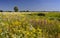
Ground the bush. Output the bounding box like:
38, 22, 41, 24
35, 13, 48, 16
57, 18, 60, 21
37, 13, 45, 16
26, 10, 29, 12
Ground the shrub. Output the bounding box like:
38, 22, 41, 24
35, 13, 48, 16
26, 10, 29, 12
37, 13, 45, 16
57, 18, 60, 21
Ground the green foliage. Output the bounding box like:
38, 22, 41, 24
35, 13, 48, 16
37, 13, 45, 16
57, 18, 60, 21
26, 10, 29, 12
14, 6, 19, 12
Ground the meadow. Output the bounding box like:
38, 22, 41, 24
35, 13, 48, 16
0, 12, 60, 38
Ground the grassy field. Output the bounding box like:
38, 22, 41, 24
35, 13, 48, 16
0, 12, 60, 38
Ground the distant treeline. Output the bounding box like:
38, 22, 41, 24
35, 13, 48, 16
0, 10, 31, 12
1, 10, 60, 12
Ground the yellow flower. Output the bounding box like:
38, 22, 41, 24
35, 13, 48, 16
27, 32, 29, 35
39, 32, 41, 34
0, 29, 2, 33
37, 28, 42, 32
25, 31, 30, 35
36, 18, 39, 21
18, 30, 22, 32
12, 21, 21, 26
12, 28, 16, 32
32, 28, 36, 32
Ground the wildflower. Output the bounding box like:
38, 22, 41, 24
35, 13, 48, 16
12, 21, 21, 26
25, 31, 30, 35
37, 28, 42, 32
0, 29, 2, 33
32, 28, 36, 32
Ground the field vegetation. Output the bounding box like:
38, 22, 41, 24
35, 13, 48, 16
0, 12, 60, 38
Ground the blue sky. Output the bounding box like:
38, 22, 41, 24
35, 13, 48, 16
0, 0, 60, 11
